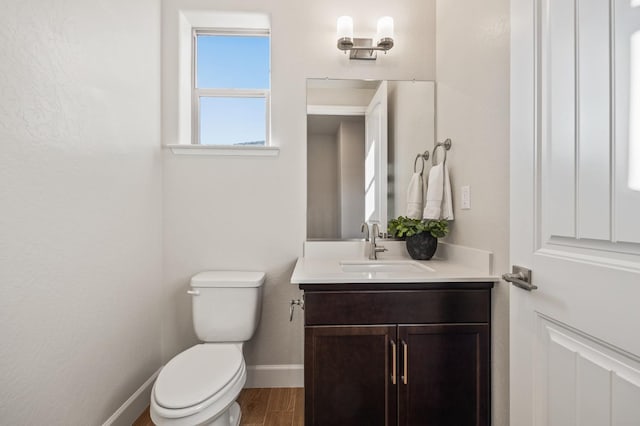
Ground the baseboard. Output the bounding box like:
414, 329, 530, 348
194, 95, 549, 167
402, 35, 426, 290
245, 364, 304, 388
102, 368, 161, 426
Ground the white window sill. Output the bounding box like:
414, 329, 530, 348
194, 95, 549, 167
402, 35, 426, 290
165, 144, 280, 157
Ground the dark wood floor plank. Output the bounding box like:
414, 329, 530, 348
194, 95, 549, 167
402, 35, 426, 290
132, 406, 154, 426
264, 411, 294, 426
266, 388, 296, 412
238, 388, 271, 425
292, 388, 304, 426
133, 387, 303, 426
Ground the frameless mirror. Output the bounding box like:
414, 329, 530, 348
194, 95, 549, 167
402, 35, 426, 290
306, 79, 436, 240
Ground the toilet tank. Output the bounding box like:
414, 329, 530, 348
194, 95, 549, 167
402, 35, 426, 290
190, 271, 265, 343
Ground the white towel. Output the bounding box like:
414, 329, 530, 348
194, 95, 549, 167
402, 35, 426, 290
441, 165, 454, 220
423, 163, 454, 220
406, 172, 423, 219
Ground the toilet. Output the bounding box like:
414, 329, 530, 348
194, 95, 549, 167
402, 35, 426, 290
150, 271, 265, 426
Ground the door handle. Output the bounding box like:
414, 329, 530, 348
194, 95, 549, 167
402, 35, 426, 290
390, 339, 397, 385
401, 339, 408, 385
503, 265, 538, 291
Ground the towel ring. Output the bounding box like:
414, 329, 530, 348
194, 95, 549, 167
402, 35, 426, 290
432, 138, 452, 166
414, 151, 429, 174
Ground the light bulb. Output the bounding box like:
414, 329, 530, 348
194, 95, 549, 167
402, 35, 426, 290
376, 16, 394, 43
337, 16, 354, 40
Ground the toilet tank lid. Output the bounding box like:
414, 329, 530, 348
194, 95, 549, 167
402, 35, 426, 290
190, 271, 266, 288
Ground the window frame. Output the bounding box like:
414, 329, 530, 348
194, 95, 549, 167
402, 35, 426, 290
191, 28, 271, 147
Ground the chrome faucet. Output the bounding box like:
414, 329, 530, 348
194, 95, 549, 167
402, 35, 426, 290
361, 222, 370, 241
369, 223, 388, 260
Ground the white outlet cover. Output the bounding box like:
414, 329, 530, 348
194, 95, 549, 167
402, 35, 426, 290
461, 185, 471, 209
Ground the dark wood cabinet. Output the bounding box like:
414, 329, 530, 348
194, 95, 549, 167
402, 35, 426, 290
305, 325, 397, 426
398, 324, 489, 426
301, 283, 493, 426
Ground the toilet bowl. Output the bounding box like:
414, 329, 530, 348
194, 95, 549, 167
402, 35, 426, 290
151, 344, 246, 426
150, 271, 265, 426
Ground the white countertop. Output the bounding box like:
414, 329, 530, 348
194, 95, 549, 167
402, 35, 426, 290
291, 240, 500, 284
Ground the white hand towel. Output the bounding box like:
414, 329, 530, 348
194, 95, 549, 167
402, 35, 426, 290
406, 172, 423, 219
441, 164, 454, 220
424, 162, 455, 220
423, 163, 444, 219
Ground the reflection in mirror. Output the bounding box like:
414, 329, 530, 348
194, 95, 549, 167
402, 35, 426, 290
306, 79, 435, 240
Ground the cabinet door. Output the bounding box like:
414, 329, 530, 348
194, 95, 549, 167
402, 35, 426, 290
305, 325, 397, 426
398, 324, 489, 426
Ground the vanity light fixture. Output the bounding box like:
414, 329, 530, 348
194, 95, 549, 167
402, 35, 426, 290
336, 16, 394, 60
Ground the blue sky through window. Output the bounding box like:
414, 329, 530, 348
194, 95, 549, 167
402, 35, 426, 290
196, 35, 270, 145
200, 97, 266, 146
197, 35, 269, 89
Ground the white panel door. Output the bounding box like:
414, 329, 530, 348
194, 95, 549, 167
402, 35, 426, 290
510, 0, 640, 425
364, 80, 388, 227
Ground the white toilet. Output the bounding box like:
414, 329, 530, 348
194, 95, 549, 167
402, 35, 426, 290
150, 271, 265, 426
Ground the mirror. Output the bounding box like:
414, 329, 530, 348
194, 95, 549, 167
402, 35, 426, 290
306, 79, 436, 239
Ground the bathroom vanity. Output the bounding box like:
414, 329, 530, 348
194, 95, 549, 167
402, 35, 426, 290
291, 241, 498, 426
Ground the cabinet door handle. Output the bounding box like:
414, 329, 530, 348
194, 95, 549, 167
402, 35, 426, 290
390, 339, 397, 385
401, 339, 408, 385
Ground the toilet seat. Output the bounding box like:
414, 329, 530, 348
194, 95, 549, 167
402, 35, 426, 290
155, 344, 243, 410
151, 344, 246, 423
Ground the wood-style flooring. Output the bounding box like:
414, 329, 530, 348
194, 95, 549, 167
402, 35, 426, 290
133, 387, 304, 426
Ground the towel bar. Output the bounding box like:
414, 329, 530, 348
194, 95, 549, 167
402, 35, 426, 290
432, 138, 452, 165
414, 151, 429, 174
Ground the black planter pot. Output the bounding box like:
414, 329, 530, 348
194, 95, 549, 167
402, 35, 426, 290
405, 232, 438, 260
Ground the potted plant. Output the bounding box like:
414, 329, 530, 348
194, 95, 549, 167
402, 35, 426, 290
387, 216, 449, 260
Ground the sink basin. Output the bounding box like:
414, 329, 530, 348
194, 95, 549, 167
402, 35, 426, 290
340, 260, 435, 273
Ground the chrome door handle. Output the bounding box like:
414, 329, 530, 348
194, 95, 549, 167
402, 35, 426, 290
503, 265, 538, 291
187, 289, 200, 296
401, 340, 408, 385
390, 339, 397, 385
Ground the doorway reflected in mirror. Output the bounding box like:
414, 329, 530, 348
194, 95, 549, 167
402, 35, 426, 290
306, 79, 435, 240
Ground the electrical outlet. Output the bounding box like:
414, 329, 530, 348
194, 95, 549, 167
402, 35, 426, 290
461, 185, 471, 210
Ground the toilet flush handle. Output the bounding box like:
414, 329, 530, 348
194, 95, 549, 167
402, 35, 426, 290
289, 297, 304, 322
187, 289, 200, 296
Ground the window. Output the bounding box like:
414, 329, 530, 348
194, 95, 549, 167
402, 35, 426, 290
193, 30, 270, 146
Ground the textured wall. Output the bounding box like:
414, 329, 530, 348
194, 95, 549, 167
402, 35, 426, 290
161, 0, 437, 366
0, 1, 163, 424
435, 0, 511, 425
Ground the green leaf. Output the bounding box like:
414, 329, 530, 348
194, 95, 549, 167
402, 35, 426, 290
387, 216, 449, 240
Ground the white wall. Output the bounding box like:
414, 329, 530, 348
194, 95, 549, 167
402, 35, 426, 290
0, 1, 163, 424
162, 0, 436, 366
435, 0, 510, 425
338, 120, 365, 239
388, 81, 436, 219
307, 133, 339, 239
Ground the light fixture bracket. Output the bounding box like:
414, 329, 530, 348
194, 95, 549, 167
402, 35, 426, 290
351, 38, 377, 60
338, 38, 394, 60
